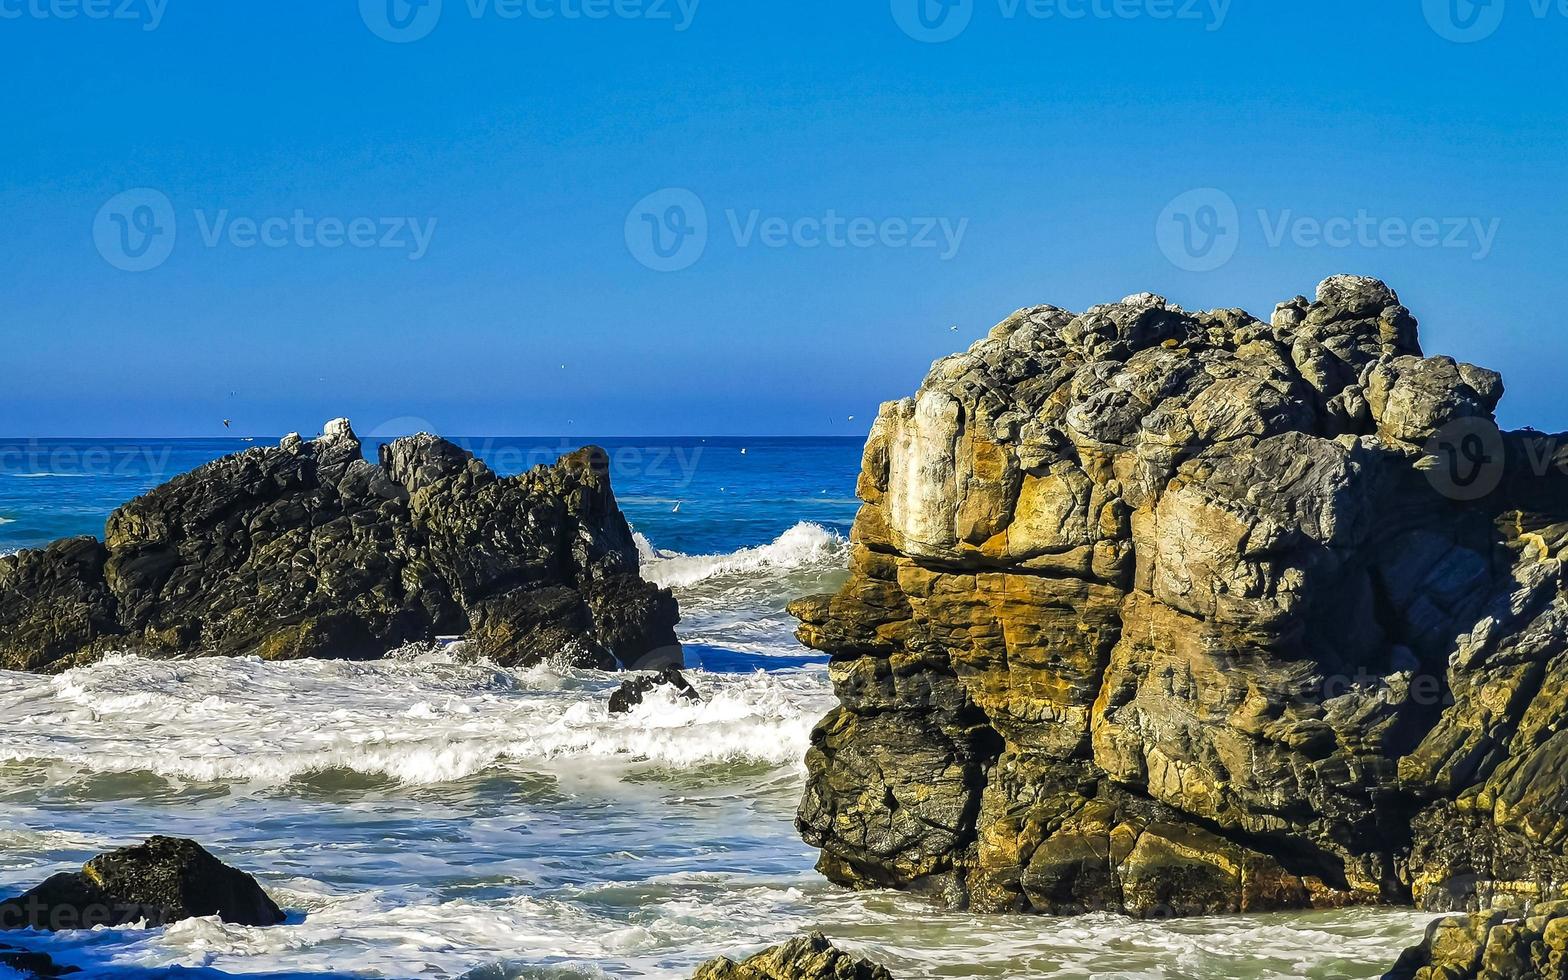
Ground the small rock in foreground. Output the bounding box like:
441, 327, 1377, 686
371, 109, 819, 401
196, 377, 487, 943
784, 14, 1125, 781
0, 944, 76, 977
609, 666, 702, 714
1384, 905, 1568, 979
692, 933, 895, 980
0, 837, 284, 932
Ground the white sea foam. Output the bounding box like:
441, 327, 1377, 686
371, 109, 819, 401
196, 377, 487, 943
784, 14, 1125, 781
639, 522, 847, 590
633, 524, 851, 658
0, 652, 833, 787
0, 874, 1437, 979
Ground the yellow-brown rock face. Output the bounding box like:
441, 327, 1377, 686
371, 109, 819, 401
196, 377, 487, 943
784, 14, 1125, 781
793, 276, 1568, 919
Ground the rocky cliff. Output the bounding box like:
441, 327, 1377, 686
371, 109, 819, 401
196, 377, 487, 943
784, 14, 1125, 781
0, 421, 680, 672
791, 276, 1568, 919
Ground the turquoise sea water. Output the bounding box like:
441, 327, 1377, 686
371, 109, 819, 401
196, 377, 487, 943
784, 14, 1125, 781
0, 436, 1434, 979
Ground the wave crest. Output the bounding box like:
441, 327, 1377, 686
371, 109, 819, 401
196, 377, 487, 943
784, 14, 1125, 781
639, 522, 848, 590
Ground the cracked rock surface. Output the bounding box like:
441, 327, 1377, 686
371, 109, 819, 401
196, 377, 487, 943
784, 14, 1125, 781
791, 276, 1568, 919
0, 421, 680, 672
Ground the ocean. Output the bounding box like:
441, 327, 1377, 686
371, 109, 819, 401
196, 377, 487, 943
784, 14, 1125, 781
0, 436, 1435, 979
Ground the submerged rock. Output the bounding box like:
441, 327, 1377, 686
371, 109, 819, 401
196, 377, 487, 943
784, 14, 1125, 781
0, 837, 283, 931
791, 277, 1568, 919
1384, 905, 1568, 979
0, 944, 76, 977
0, 421, 681, 672
609, 666, 702, 714
692, 933, 894, 980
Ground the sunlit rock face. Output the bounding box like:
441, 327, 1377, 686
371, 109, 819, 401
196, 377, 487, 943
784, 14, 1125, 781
792, 276, 1568, 919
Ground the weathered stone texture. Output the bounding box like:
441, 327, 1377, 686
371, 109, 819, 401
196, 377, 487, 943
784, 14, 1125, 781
793, 277, 1568, 919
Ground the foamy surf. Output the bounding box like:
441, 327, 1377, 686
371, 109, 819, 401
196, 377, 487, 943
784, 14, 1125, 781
0, 871, 1438, 979
0, 652, 833, 787
637, 523, 849, 657
638, 522, 847, 590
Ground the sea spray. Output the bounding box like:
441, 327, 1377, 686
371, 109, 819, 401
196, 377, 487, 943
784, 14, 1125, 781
5, 652, 833, 786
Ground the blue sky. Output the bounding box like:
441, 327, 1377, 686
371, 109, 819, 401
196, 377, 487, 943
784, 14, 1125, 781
2, 0, 1564, 437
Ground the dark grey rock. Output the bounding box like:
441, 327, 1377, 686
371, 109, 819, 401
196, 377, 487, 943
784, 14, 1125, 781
0, 421, 681, 672
0, 837, 283, 931
609, 666, 701, 714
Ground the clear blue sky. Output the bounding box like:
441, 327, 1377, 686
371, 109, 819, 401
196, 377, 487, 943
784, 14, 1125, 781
2, 0, 1564, 437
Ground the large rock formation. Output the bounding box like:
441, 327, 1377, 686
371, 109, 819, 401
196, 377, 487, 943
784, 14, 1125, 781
791, 276, 1568, 919
691, 933, 894, 980
0, 421, 680, 672
0, 837, 283, 931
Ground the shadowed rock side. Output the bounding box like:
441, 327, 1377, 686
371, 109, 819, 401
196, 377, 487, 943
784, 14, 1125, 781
0, 837, 283, 931
789, 276, 1568, 919
0, 421, 680, 672
691, 933, 895, 980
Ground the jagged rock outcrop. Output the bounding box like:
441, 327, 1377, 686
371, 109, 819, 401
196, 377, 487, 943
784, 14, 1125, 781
0, 421, 680, 672
791, 276, 1568, 919
609, 666, 702, 714
691, 933, 894, 980
0, 837, 283, 931
1384, 906, 1568, 979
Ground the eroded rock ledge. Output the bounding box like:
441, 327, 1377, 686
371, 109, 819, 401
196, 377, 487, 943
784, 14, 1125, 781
0, 421, 680, 672
791, 276, 1568, 919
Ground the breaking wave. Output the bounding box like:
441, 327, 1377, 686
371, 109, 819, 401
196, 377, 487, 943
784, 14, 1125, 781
0, 651, 833, 787
636, 523, 850, 657
637, 522, 848, 590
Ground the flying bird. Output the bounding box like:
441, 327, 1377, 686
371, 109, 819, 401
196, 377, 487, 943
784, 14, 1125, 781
222, 419, 232, 429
